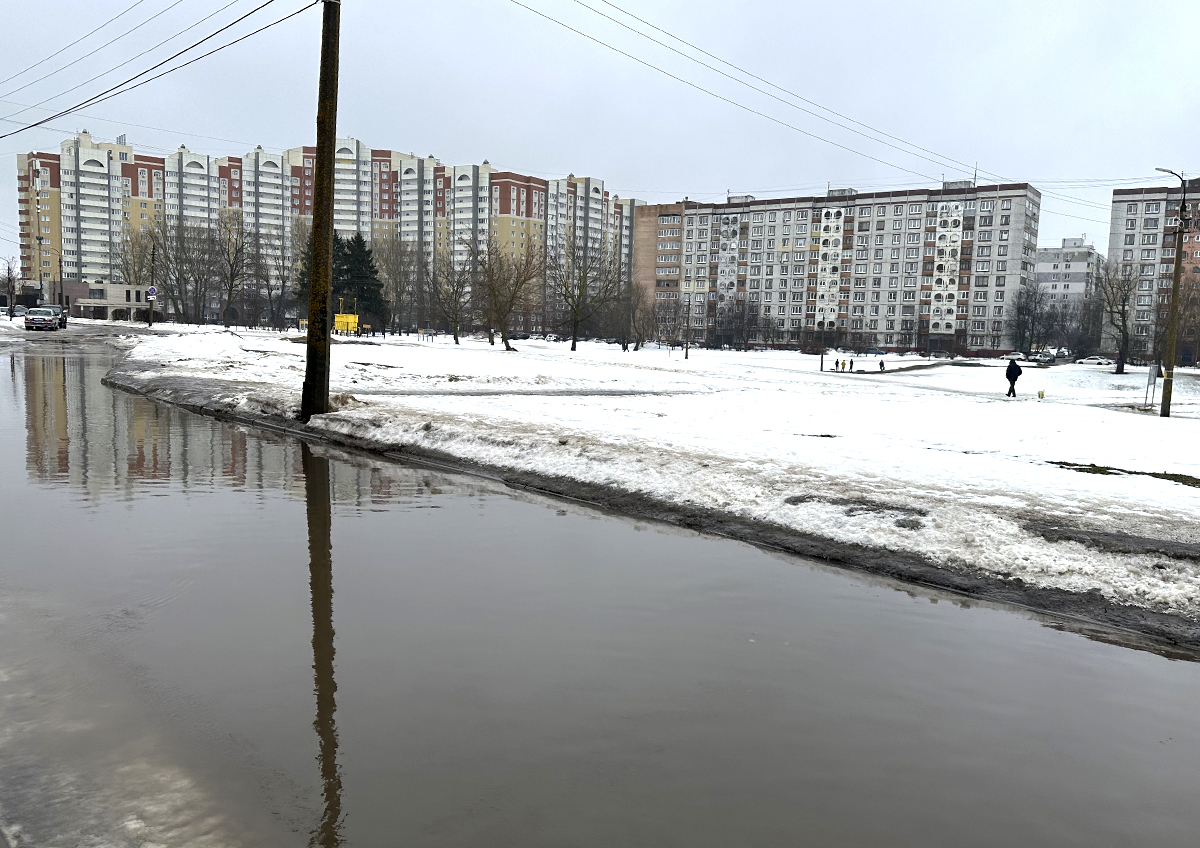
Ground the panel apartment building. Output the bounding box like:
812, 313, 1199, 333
1107, 180, 1200, 358
634, 181, 1042, 354
16, 132, 636, 329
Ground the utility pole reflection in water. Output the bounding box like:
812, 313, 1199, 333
303, 442, 344, 846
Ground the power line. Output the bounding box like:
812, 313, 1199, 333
1, 0, 245, 126
555, 0, 1111, 215
511, 0, 1108, 224
572, 0, 977, 180
0, 0, 279, 130
507, 0, 942, 185
0, 0, 151, 87
0, 97, 290, 153
0, 0, 188, 103
0, 0, 319, 142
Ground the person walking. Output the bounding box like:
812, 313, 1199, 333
1005, 358, 1022, 397
879, 360, 885, 372
849, 358, 855, 373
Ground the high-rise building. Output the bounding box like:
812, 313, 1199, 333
634, 181, 1041, 353
1107, 181, 1200, 358
1034, 235, 1102, 323
16, 132, 635, 329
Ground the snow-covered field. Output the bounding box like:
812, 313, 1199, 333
9, 318, 1200, 619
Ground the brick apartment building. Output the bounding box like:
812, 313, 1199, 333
15, 131, 636, 330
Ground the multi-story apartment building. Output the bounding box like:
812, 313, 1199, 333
16, 132, 636, 331
1035, 237, 1101, 309
634, 181, 1041, 353
1107, 181, 1200, 357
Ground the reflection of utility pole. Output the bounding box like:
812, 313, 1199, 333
1155, 167, 1187, 418
302, 442, 343, 847
301, 0, 341, 422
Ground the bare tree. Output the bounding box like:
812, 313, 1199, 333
1174, 270, 1200, 367
546, 229, 623, 351
3, 255, 20, 314
213, 209, 250, 327
151, 217, 216, 324
469, 233, 543, 351
250, 223, 298, 330
428, 243, 473, 344
113, 224, 157, 319
374, 232, 425, 333
629, 279, 655, 350
1097, 258, 1140, 374
1005, 280, 1050, 353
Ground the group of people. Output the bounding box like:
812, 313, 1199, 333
831, 359, 886, 373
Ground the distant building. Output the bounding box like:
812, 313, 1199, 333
634, 181, 1042, 354
1035, 237, 1100, 310
1108, 182, 1200, 358
16, 132, 636, 329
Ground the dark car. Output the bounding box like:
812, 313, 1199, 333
24, 307, 58, 331
866, 348, 886, 355
42, 304, 67, 328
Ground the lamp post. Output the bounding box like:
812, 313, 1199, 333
1154, 168, 1188, 418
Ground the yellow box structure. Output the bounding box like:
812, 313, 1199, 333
334, 313, 358, 333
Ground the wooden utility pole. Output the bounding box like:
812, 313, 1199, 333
301, 0, 342, 422
1156, 168, 1187, 418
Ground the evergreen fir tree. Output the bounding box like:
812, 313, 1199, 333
333, 233, 385, 319
294, 228, 314, 306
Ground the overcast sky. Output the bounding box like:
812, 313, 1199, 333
2, 0, 1198, 258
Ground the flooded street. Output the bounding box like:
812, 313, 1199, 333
3, 340, 1200, 846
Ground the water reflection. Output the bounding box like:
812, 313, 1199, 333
13, 346, 478, 509
304, 442, 344, 847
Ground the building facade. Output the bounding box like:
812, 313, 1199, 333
1107, 182, 1200, 359
16, 132, 635, 330
1035, 237, 1101, 310
634, 181, 1042, 353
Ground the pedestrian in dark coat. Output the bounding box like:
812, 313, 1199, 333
879, 360, 885, 371
1005, 359, 1022, 397
849, 359, 855, 373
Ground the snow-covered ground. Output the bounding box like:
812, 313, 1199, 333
10, 318, 1200, 619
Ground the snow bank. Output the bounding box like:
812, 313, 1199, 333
108, 326, 1200, 619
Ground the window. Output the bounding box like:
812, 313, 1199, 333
994, 291, 1005, 301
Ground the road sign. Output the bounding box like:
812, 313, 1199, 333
147, 285, 157, 296
147, 295, 156, 301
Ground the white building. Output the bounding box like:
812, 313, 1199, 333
1107, 182, 1200, 356
1035, 236, 1100, 309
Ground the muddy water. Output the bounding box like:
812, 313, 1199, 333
2, 340, 1200, 847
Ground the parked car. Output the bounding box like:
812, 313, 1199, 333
930, 350, 952, 359
24, 307, 59, 331
1075, 356, 1113, 365
1028, 351, 1055, 364
12, 305, 27, 318
1002, 351, 1026, 360
42, 304, 67, 328
866, 348, 886, 356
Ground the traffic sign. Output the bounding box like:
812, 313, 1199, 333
148, 295, 156, 301
147, 285, 157, 296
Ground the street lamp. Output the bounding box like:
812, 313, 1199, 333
1154, 167, 1188, 418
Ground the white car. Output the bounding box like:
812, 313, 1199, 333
1002, 351, 1026, 360
1075, 356, 1113, 365
1028, 351, 1055, 364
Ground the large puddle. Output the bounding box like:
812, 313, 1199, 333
2, 342, 1200, 846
